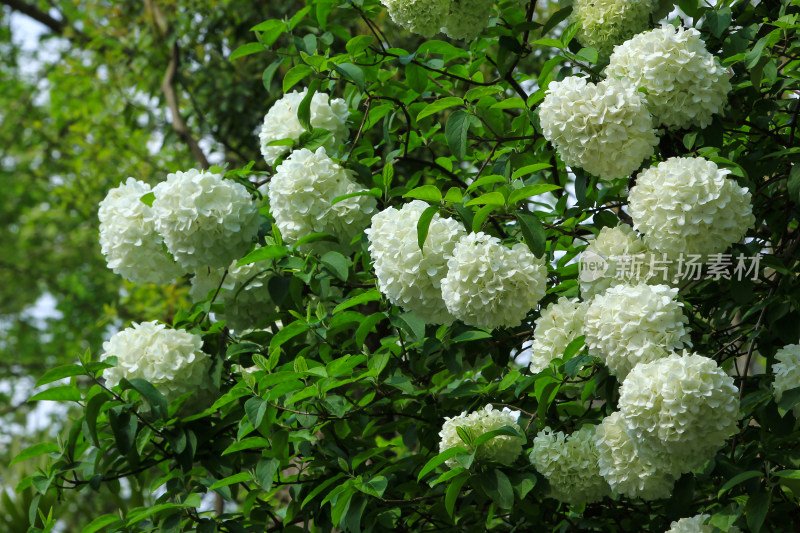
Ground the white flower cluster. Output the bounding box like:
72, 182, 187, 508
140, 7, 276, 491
772, 344, 800, 419
529, 297, 587, 374
619, 352, 740, 474
439, 404, 523, 466
98, 178, 184, 285
628, 157, 754, 258
606, 25, 732, 129
579, 224, 656, 299
366, 200, 465, 325
381, 0, 495, 40
571, 0, 657, 57
441, 232, 548, 329
380, 0, 450, 38
539, 76, 658, 180
190, 248, 274, 332
584, 284, 690, 379
258, 89, 349, 166
101, 321, 213, 407
595, 411, 677, 500
531, 425, 610, 505
441, 0, 495, 41
268, 148, 377, 246
152, 169, 259, 270
666, 514, 741, 533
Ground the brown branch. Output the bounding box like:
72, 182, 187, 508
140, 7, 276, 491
145, 0, 210, 169
1, 0, 65, 35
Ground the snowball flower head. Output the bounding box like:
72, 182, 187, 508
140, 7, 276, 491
366, 200, 465, 325
539, 76, 657, 180
441, 232, 548, 329
619, 352, 740, 474
381, 0, 448, 38
571, 0, 657, 57
579, 224, 665, 299
439, 404, 523, 466
531, 425, 610, 505
101, 321, 214, 408
666, 514, 741, 533
772, 344, 800, 419
595, 411, 677, 500
268, 147, 377, 246
152, 169, 259, 270
258, 89, 349, 166
584, 283, 690, 379
190, 247, 275, 332
441, 0, 494, 41
628, 157, 754, 258
606, 25, 731, 129
98, 178, 184, 284
529, 297, 587, 373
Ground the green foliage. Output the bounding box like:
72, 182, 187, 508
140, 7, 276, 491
5, 0, 800, 531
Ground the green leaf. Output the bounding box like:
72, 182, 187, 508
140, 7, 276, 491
416, 206, 439, 251
456, 426, 474, 447
777, 386, 800, 416
416, 97, 464, 121
392, 312, 426, 344
787, 165, 800, 206
283, 64, 313, 92
452, 330, 492, 342
331, 188, 381, 205
332, 289, 381, 315
529, 38, 564, 49
139, 192, 155, 207
355, 476, 388, 498
706, 7, 732, 38
471, 204, 500, 232
222, 436, 270, 456
491, 97, 526, 110
445, 471, 470, 517
404, 185, 442, 203
245, 397, 268, 428
418, 446, 469, 481
230, 42, 264, 61
405, 63, 427, 93
81, 514, 122, 533
209, 472, 252, 490
417, 40, 470, 60
717, 471, 763, 497
262, 60, 282, 90
446, 109, 471, 160
29, 385, 82, 402
464, 86, 503, 101
302, 473, 347, 508
270, 320, 310, 352
465, 191, 505, 207
515, 212, 546, 257
745, 490, 770, 533
511, 164, 551, 180
480, 469, 514, 509
251, 19, 287, 46
507, 184, 561, 206
320, 251, 350, 281
84, 390, 110, 446
255, 458, 280, 491
237, 245, 288, 266
296, 128, 333, 151
35, 364, 85, 387
574, 47, 598, 64
332, 63, 365, 91
297, 78, 320, 131
10, 442, 60, 466
345, 35, 373, 56
124, 377, 168, 419
472, 426, 523, 449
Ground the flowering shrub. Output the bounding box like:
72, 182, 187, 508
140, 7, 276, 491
606, 25, 732, 129
539, 76, 658, 180
151, 169, 260, 269
584, 283, 691, 378
101, 321, 214, 408
438, 404, 524, 466
98, 178, 184, 285
628, 156, 755, 258
772, 344, 800, 419
258, 89, 349, 166
571, 0, 657, 57
21, 0, 800, 531
441, 232, 547, 328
